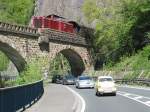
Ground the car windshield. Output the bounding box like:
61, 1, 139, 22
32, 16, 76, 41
79, 76, 91, 80
99, 78, 113, 82
66, 75, 74, 79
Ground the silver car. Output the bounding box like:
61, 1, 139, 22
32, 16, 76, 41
75, 76, 94, 89
62, 75, 75, 85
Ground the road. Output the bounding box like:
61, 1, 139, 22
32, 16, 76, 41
26, 84, 75, 112
69, 85, 150, 112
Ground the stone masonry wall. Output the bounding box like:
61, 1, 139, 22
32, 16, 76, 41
49, 42, 94, 71
0, 34, 42, 60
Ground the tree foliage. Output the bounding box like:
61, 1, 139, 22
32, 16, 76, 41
104, 45, 150, 79
49, 53, 71, 76
0, 0, 35, 24
0, 51, 9, 71
82, 0, 150, 66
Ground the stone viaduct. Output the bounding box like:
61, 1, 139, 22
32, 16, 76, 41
0, 21, 94, 76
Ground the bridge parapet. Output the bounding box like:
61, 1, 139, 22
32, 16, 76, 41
0, 21, 91, 47
0, 21, 39, 37
39, 29, 90, 47
0, 21, 93, 75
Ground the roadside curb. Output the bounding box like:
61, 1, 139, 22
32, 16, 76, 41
65, 86, 86, 112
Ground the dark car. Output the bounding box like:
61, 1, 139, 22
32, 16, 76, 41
52, 75, 63, 84
62, 75, 75, 85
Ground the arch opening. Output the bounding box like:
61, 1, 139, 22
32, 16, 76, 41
0, 41, 26, 73
60, 49, 85, 77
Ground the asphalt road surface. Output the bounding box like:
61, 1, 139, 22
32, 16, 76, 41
69, 85, 150, 112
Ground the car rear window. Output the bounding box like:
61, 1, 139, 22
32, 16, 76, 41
99, 78, 113, 82
79, 76, 91, 80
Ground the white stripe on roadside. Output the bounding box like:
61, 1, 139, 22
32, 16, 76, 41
117, 91, 150, 107
118, 85, 150, 91
65, 86, 86, 112
134, 96, 143, 100
145, 101, 150, 104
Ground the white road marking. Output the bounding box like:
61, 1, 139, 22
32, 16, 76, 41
118, 85, 150, 91
117, 91, 150, 107
118, 91, 150, 99
65, 86, 86, 112
134, 96, 143, 100
145, 101, 150, 104
124, 93, 130, 96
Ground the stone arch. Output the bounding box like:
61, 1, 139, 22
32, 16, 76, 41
49, 42, 93, 76
59, 49, 85, 76
0, 41, 26, 72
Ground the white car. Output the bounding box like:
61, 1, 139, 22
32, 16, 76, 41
95, 76, 117, 96
75, 76, 94, 89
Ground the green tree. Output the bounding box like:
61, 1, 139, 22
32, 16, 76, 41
0, 51, 9, 71
82, 0, 150, 65
0, 51, 9, 87
0, 0, 35, 24
49, 53, 71, 76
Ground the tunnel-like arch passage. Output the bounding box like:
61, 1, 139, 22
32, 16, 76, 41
60, 49, 85, 77
0, 41, 26, 72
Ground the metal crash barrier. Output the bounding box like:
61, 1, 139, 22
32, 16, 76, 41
115, 78, 150, 86
0, 80, 44, 112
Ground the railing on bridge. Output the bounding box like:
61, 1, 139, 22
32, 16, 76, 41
0, 75, 16, 82
0, 21, 90, 47
0, 21, 39, 37
0, 71, 17, 82
0, 80, 44, 112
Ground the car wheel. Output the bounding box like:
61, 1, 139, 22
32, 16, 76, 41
76, 85, 78, 88
96, 91, 99, 96
96, 90, 100, 96
112, 92, 116, 96
77, 84, 80, 89
63, 81, 66, 85
91, 87, 94, 89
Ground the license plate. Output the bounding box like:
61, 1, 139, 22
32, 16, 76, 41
105, 90, 111, 92
104, 89, 112, 93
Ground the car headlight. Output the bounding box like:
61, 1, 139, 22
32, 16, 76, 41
98, 87, 103, 92
112, 87, 117, 91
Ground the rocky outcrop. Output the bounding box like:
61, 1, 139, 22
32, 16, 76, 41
34, 0, 87, 25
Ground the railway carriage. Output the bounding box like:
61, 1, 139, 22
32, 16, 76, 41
32, 14, 80, 34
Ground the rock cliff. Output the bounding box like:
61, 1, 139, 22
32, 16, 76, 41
34, 0, 87, 25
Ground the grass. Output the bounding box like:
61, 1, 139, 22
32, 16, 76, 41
103, 45, 150, 79
0, 0, 37, 87
0, 51, 9, 71
6, 59, 43, 86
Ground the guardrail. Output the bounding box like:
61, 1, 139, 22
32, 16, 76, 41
0, 75, 16, 81
0, 80, 44, 112
0, 21, 39, 37
92, 76, 150, 86
115, 78, 150, 86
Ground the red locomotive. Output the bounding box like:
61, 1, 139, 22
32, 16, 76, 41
31, 14, 80, 34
